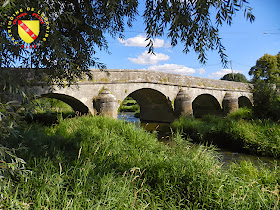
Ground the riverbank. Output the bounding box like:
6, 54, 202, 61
1, 116, 279, 209
172, 109, 280, 158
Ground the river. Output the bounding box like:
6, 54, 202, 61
118, 112, 279, 167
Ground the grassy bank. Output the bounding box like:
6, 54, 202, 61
32, 98, 74, 114
172, 109, 280, 158
118, 97, 140, 113
1, 116, 279, 209
23, 98, 76, 125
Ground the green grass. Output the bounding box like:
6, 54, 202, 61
118, 97, 140, 113
32, 98, 74, 114
227, 107, 253, 120
1, 116, 279, 209
172, 109, 280, 157
118, 104, 140, 112
24, 98, 76, 125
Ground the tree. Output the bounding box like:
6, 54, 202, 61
249, 53, 280, 120
249, 53, 280, 84
251, 80, 280, 120
220, 73, 248, 83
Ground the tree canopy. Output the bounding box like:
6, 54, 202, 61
220, 73, 249, 83
249, 53, 280, 84
249, 53, 280, 120
0, 0, 255, 84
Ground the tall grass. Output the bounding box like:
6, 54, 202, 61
172, 109, 280, 157
1, 116, 279, 209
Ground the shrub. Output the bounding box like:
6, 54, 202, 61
227, 107, 253, 120
252, 81, 280, 121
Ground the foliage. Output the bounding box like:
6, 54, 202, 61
249, 52, 280, 84
220, 73, 249, 83
1, 116, 279, 209
251, 80, 280, 120
0, 70, 33, 138
24, 98, 76, 125
32, 98, 74, 114
173, 113, 280, 157
0, 69, 35, 186
0, 145, 30, 181
248, 53, 280, 120
144, 0, 254, 65
118, 97, 140, 113
227, 107, 253, 120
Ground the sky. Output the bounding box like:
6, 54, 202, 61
94, 0, 280, 80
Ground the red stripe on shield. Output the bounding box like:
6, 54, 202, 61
18, 20, 38, 40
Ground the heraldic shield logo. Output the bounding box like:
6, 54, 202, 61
18, 20, 40, 44
7, 7, 50, 48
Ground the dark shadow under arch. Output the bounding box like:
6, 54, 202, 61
126, 88, 175, 122
238, 96, 252, 108
41, 93, 89, 115
192, 94, 222, 118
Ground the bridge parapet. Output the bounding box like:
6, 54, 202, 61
4, 68, 251, 92
87, 69, 251, 92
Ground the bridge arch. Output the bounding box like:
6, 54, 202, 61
123, 88, 175, 122
192, 94, 222, 118
40, 93, 89, 115
238, 96, 253, 108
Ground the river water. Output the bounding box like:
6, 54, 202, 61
118, 112, 279, 166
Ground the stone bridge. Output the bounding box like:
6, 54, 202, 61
27, 69, 252, 123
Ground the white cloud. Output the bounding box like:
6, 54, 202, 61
164, 40, 171, 48
197, 68, 206, 74
118, 35, 165, 48
128, 51, 170, 65
147, 64, 196, 75
209, 69, 243, 78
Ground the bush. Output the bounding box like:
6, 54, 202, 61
227, 107, 253, 120
252, 81, 280, 121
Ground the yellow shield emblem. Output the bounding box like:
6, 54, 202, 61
18, 20, 40, 44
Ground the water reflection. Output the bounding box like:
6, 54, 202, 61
218, 149, 279, 167
118, 112, 140, 125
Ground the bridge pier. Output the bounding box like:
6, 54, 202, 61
223, 93, 239, 114
95, 88, 118, 118
174, 89, 193, 117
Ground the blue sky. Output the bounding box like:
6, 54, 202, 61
94, 0, 280, 80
